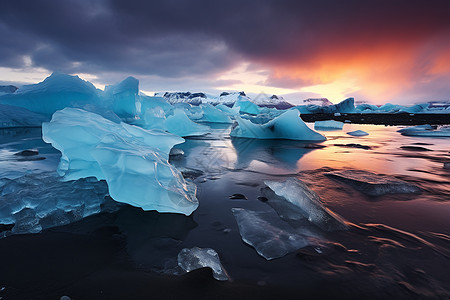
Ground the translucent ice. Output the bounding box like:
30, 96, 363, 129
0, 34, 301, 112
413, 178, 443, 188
233, 99, 261, 115
140, 95, 174, 115
0, 73, 101, 116
325, 169, 421, 196
314, 120, 344, 130
0, 104, 48, 128
165, 109, 210, 137
198, 104, 232, 123
230, 110, 326, 141
42, 108, 199, 215
347, 130, 369, 136
0, 172, 110, 237
264, 178, 348, 231
232, 208, 317, 260
103, 76, 139, 118
398, 125, 450, 137
177, 247, 228, 281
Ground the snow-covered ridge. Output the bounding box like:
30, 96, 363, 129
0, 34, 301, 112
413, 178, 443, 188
155, 91, 293, 109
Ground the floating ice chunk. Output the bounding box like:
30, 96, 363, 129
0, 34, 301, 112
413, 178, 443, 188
0, 104, 48, 128
232, 208, 318, 260
347, 130, 369, 136
398, 125, 450, 137
42, 108, 198, 215
230, 110, 326, 141
325, 169, 421, 196
0, 73, 101, 116
314, 120, 344, 130
177, 247, 229, 281
103, 76, 139, 118
0, 172, 110, 237
264, 178, 348, 231
233, 100, 260, 115
397, 124, 433, 133
165, 109, 209, 137
198, 104, 232, 123
292, 98, 355, 114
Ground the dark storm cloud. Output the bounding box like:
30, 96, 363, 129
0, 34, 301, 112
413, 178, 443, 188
0, 0, 449, 89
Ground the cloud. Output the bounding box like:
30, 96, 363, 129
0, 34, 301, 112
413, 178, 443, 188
0, 0, 449, 103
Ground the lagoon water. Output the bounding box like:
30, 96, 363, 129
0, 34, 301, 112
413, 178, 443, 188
0, 123, 449, 298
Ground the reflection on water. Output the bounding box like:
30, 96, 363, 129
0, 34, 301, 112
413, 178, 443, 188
0, 122, 449, 298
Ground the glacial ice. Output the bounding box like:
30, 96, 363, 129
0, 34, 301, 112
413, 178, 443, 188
0, 73, 101, 116
264, 178, 348, 231
198, 104, 232, 123
0, 172, 110, 237
42, 108, 199, 215
398, 125, 450, 137
103, 76, 139, 118
233, 99, 261, 115
177, 247, 228, 281
140, 95, 174, 115
165, 109, 210, 137
232, 208, 317, 260
230, 110, 326, 141
314, 120, 344, 130
325, 169, 421, 196
347, 130, 369, 136
0, 104, 48, 128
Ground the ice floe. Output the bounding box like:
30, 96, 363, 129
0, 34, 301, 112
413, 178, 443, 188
177, 247, 228, 281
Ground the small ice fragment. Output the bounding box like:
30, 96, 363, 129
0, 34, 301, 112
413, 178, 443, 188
177, 247, 229, 281
264, 178, 348, 231
314, 120, 344, 130
325, 169, 421, 196
229, 193, 247, 200
347, 130, 369, 136
14, 149, 39, 156
232, 208, 318, 260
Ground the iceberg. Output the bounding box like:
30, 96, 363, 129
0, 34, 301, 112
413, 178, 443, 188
347, 130, 369, 136
103, 76, 139, 118
0, 172, 110, 237
140, 95, 174, 115
42, 108, 199, 215
314, 120, 344, 130
177, 247, 228, 281
230, 110, 326, 141
232, 208, 318, 260
233, 99, 261, 115
0, 104, 48, 128
398, 125, 450, 137
325, 169, 421, 196
264, 178, 348, 231
165, 109, 210, 137
0, 73, 101, 116
198, 104, 232, 123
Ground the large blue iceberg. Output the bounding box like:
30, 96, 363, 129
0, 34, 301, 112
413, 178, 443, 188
230, 110, 326, 141
42, 108, 199, 215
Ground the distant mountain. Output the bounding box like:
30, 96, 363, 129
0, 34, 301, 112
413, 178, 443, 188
252, 94, 294, 109
302, 98, 333, 106
155, 91, 293, 109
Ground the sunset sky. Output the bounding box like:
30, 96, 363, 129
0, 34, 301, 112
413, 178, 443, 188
1, 0, 449, 104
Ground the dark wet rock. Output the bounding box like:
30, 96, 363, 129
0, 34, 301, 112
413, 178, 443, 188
304, 144, 326, 149
444, 162, 450, 169
14, 149, 39, 156
400, 146, 432, 152
326, 169, 421, 196
257, 196, 268, 202
229, 193, 247, 200
169, 148, 184, 157
334, 143, 372, 150
177, 167, 204, 179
